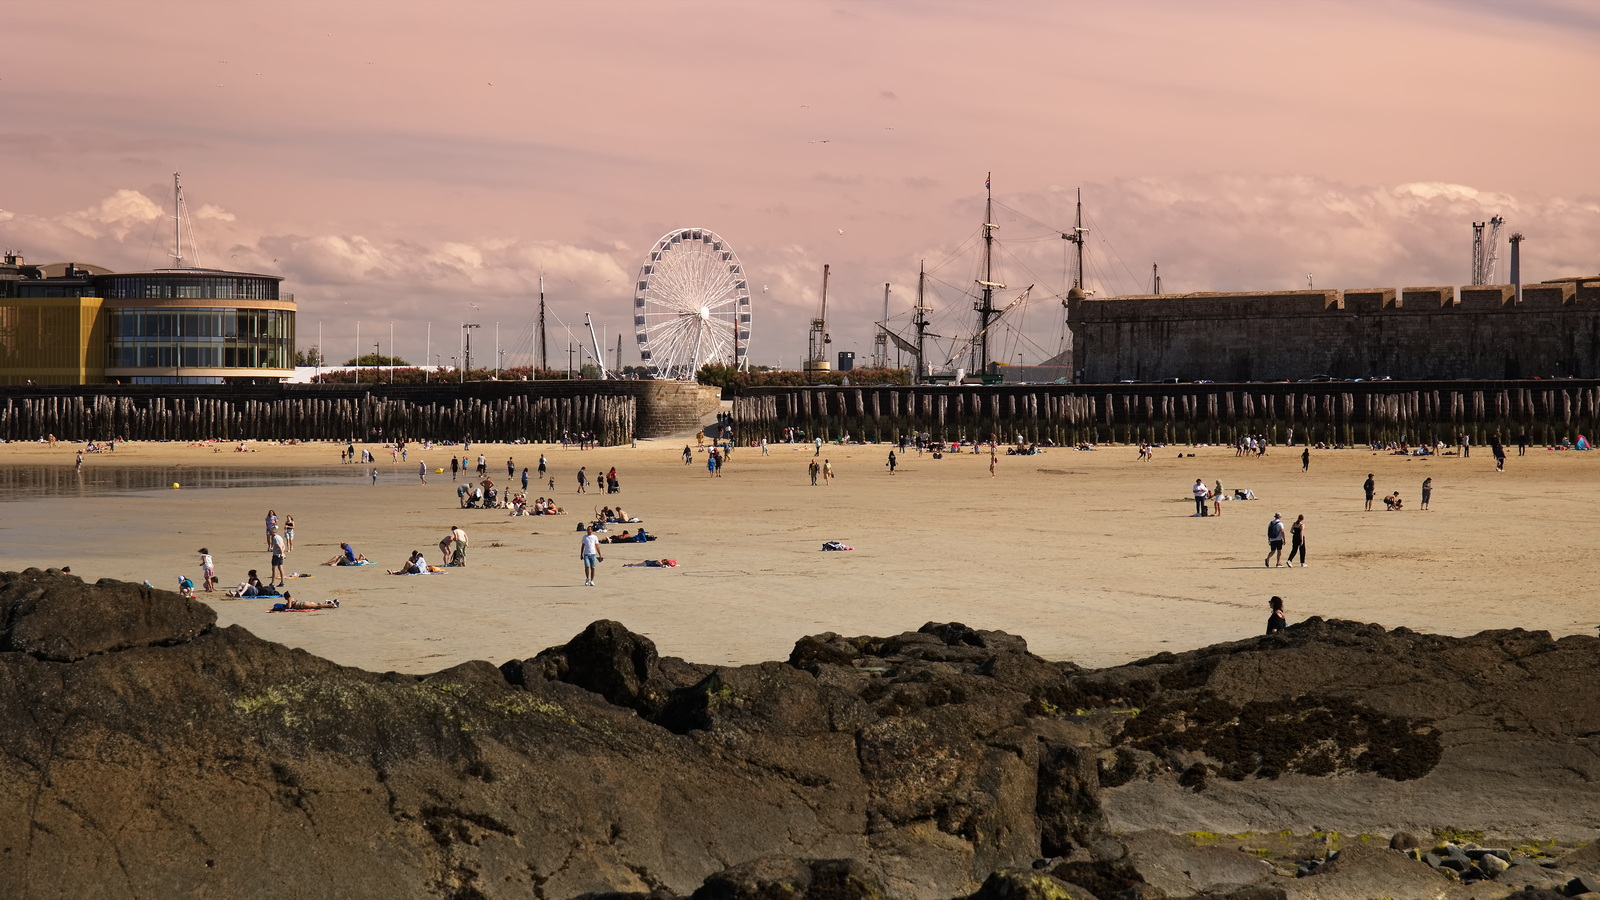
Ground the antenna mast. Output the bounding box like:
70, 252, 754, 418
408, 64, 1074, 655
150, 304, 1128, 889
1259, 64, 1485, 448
171, 172, 185, 268
1065, 188, 1087, 290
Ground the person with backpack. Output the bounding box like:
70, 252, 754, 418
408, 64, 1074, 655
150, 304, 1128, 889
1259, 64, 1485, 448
1265, 513, 1286, 568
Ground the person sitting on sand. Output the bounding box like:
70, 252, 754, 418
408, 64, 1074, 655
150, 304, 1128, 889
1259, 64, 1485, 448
230, 569, 266, 597
388, 550, 427, 575
622, 559, 678, 568
322, 543, 369, 566
281, 592, 339, 610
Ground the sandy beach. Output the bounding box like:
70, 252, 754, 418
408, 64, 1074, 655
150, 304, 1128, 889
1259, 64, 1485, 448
3, 435, 1597, 673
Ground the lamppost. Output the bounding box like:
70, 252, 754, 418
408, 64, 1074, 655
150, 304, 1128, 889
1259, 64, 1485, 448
373, 342, 380, 384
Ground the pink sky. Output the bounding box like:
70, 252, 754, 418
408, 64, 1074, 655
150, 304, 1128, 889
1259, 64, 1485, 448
2, 0, 1597, 370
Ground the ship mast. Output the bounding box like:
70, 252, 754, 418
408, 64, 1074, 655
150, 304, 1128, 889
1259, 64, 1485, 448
972, 172, 1003, 374
537, 273, 548, 374
914, 261, 929, 382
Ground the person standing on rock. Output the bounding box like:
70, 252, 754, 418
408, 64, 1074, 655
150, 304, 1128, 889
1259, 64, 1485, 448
581, 525, 602, 586
1363, 474, 1376, 511
1265, 513, 1286, 568
1288, 514, 1306, 567
1266, 596, 1287, 634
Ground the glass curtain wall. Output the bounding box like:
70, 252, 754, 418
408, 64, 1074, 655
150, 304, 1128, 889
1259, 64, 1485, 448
107, 308, 294, 370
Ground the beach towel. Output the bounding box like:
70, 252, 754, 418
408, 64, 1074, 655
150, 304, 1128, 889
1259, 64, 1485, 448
287, 573, 315, 579
821, 541, 854, 551
338, 560, 375, 566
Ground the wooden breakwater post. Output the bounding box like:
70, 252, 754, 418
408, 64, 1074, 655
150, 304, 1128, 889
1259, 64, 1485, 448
0, 387, 638, 445
730, 381, 1600, 448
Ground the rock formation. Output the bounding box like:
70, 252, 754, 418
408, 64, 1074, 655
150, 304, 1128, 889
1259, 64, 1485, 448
2, 569, 1597, 899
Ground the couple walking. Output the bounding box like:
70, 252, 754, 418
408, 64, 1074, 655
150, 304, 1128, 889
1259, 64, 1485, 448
1264, 512, 1307, 568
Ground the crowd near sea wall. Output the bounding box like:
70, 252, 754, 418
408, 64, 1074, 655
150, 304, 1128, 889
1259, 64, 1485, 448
1069, 279, 1600, 383
732, 381, 1600, 447
0, 381, 720, 445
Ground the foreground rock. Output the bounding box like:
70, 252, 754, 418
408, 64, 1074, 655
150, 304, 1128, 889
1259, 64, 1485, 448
2, 569, 1598, 898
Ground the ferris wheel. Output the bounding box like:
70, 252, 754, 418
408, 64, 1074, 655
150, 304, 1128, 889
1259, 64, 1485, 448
633, 228, 752, 379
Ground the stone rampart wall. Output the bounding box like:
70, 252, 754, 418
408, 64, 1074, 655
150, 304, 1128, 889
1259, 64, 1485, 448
1070, 280, 1600, 383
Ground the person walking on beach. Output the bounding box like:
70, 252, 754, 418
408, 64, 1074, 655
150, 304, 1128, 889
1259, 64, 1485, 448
199, 548, 216, 593
371, 467, 378, 486
451, 456, 459, 479
682, 445, 693, 465
808, 459, 820, 485
1193, 479, 1209, 517
822, 459, 833, 485
269, 529, 287, 587
576, 467, 588, 493
1213, 480, 1223, 517
814, 437, 822, 457
75, 450, 83, 473
1518, 430, 1528, 456
1265, 513, 1286, 568
1363, 474, 1376, 511
419, 461, 428, 484
265, 510, 278, 547
1301, 447, 1310, 472
507, 458, 515, 478
581, 525, 602, 586
1266, 596, 1287, 634
521, 467, 529, 491
284, 515, 295, 551
989, 446, 997, 477
887, 450, 897, 474
1288, 514, 1306, 567
1421, 476, 1433, 510
1491, 436, 1506, 472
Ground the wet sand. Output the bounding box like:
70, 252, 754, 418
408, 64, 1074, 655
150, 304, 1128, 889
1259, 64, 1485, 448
3, 437, 1597, 672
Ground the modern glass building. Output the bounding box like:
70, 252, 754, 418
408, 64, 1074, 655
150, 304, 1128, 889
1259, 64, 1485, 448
0, 254, 295, 385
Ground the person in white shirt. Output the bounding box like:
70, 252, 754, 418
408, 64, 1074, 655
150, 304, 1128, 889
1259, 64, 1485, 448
581, 526, 602, 586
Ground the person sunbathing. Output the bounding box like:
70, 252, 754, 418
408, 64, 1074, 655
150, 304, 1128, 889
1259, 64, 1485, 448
281, 592, 339, 610
602, 531, 634, 543
622, 559, 678, 567
322, 543, 370, 566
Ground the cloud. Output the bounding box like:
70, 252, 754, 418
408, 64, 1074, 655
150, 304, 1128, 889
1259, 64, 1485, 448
194, 203, 236, 222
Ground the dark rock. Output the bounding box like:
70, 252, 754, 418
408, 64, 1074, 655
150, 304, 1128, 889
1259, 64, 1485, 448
1570, 874, 1600, 895
961, 867, 1100, 900
1560, 843, 1600, 875
0, 568, 214, 661
1283, 842, 1453, 898
1213, 887, 1286, 900
502, 618, 700, 716
691, 858, 885, 900
1388, 831, 1421, 851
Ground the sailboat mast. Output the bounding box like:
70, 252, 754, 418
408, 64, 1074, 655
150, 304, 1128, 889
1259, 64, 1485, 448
974, 172, 996, 373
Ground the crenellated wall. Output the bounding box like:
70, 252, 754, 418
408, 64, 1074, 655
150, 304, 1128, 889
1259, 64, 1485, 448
1069, 278, 1600, 383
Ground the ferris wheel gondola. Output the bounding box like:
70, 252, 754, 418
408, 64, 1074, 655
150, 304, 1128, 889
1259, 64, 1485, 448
633, 228, 751, 380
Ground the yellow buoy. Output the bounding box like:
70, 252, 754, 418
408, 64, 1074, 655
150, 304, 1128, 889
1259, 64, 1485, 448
435, 468, 444, 474
171, 482, 180, 489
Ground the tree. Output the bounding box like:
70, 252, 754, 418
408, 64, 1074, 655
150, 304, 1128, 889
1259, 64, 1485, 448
295, 346, 326, 366
696, 362, 737, 388
578, 363, 601, 380
344, 353, 411, 367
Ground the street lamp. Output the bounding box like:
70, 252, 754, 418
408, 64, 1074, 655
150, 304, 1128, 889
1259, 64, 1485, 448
373, 342, 380, 384
461, 323, 480, 383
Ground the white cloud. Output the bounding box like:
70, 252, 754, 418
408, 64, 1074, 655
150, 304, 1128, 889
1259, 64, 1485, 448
194, 203, 236, 222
